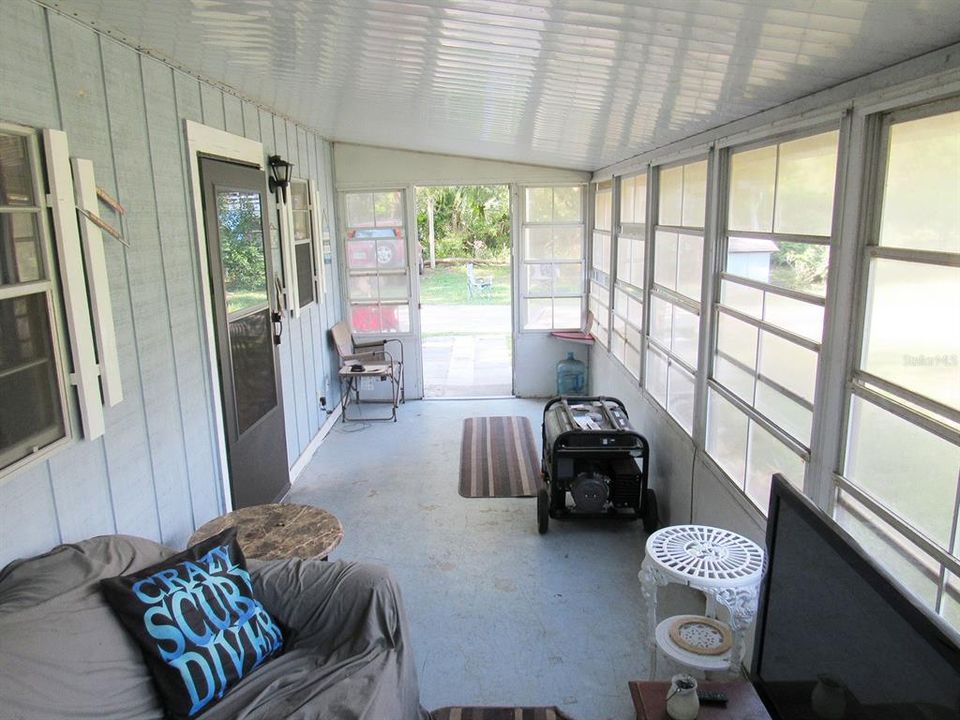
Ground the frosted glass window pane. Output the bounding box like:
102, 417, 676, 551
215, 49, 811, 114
943, 576, 960, 632
595, 184, 612, 231
524, 227, 553, 260
614, 288, 628, 312
392, 305, 410, 333
290, 181, 309, 211
880, 110, 960, 253
616, 238, 630, 283
373, 192, 402, 226
834, 493, 940, 608
746, 423, 804, 510
626, 325, 642, 349
351, 304, 381, 333
525, 298, 552, 329
348, 275, 377, 300
763, 293, 824, 343
554, 297, 582, 328
613, 315, 626, 335
760, 331, 817, 402
620, 176, 635, 223
553, 187, 582, 222
728, 145, 776, 232
646, 347, 668, 407
773, 130, 839, 236
525, 188, 553, 223
592, 231, 610, 272
654, 230, 678, 290
714, 355, 755, 403
625, 345, 641, 379
345, 193, 374, 227
676, 233, 703, 301
526, 264, 552, 294
628, 296, 643, 326
553, 226, 583, 259
631, 238, 645, 289
611, 333, 625, 362
648, 295, 672, 349
681, 160, 708, 228
707, 389, 748, 486
717, 312, 758, 369
720, 280, 763, 318
755, 380, 812, 445
634, 174, 648, 225
845, 395, 960, 548
378, 274, 407, 300
862, 259, 960, 410
668, 364, 695, 434
555, 264, 583, 294
659, 166, 683, 226
672, 305, 700, 367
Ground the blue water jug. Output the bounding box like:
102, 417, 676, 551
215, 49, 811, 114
556, 352, 587, 395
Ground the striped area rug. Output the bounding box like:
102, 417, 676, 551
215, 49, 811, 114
433, 708, 575, 720
458, 416, 541, 498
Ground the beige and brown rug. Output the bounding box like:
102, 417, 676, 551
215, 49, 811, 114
458, 416, 541, 498
433, 708, 575, 720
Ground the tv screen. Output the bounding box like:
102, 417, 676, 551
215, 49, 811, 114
753, 474, 960, 719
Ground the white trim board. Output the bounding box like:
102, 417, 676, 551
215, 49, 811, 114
184, 120, 265, 513
289, 405, 342, 484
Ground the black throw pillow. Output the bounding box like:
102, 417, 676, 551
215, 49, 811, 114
100, 528, 284, 719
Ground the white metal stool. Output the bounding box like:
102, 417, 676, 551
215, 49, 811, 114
639, 525, 766, 679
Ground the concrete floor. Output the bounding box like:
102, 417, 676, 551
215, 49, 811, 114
289, 398, 662, 720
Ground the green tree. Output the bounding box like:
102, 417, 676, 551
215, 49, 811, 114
416, 185, 511, 261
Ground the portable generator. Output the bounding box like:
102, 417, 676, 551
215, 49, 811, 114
538, 396, 658, 534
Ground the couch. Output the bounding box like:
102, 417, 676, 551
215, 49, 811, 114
0, 534, 431, 720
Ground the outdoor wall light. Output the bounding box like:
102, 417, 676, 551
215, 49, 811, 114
268, 154, 294, 203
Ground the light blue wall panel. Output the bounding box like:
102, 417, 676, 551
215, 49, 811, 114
101, 40, 194, 549
0, 0, 58, 127
222, 93, 243, 135
141, 56, 221, 529
0, 3, 341, 567
199, 82, 225, 130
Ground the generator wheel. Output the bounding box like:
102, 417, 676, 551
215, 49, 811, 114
537, 487, 550, 535
641, 488, 659, 534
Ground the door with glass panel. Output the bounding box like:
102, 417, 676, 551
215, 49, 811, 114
199, 158, 289, 508
340, 190, 412, 382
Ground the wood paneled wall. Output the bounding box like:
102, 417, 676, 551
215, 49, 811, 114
0, 1, 341, 565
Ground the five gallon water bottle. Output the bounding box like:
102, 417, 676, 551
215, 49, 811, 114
556, 352, 587, 395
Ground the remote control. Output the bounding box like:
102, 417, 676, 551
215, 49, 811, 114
697, 690, 728, 706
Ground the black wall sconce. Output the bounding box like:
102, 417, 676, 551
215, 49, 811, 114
268, 155, 294, 203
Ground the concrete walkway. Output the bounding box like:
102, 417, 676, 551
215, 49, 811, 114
421, 304, 512, 397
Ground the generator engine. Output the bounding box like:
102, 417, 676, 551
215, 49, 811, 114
538, 396, 658, 534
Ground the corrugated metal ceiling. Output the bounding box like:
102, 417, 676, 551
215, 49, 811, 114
41, 0, 960, 169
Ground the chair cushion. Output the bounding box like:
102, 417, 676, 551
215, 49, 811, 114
100, 529, 284, 719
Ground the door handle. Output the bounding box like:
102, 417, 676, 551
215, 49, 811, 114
272, 311, 283, 345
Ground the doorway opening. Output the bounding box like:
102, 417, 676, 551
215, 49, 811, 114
416, 185, 513, 398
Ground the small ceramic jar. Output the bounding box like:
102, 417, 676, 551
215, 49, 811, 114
666, 673, 700, 720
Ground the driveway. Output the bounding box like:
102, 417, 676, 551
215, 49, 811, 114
420, 304, 511, 334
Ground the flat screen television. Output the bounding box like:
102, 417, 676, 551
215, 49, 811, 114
753, 474, 960, 719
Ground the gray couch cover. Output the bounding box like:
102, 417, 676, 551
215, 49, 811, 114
0, 534, 431, 720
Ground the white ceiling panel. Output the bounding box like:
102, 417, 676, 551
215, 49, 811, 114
41, 0, 960, 169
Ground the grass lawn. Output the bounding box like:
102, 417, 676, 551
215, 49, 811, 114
419, 263, 511, 305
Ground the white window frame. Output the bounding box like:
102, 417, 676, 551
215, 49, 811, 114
0, 122, 75, 480
287, 177, 323, 311
518, 184, 587, 333
834, 97, 960, 621
611, 171, 648, 380
644, 157, 709, 436
589, 180, 614, 347
706, 125, 841, 510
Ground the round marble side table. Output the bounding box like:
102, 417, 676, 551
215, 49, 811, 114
189, 503, 343, 561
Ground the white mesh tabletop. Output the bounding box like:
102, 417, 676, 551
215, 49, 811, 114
644, 525, 765, 589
